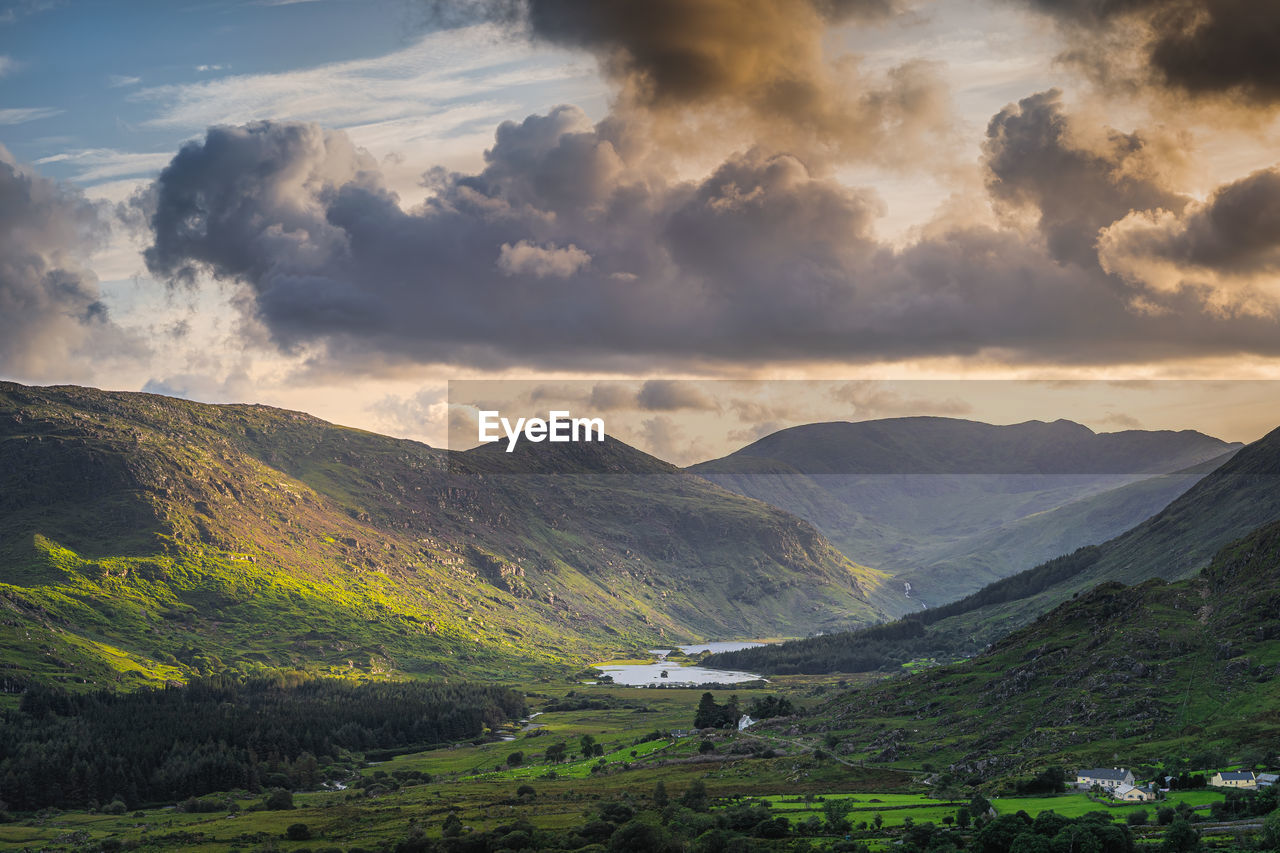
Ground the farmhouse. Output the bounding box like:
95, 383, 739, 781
1210, 771, 1256, 789
1113, 783, 1155, 802
1076, 768, 1135, 790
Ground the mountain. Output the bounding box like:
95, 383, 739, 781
705, 422, 1280, 675
0, 382, 888, 692
793, 513, 1280, 777
689, 417, 1239, 611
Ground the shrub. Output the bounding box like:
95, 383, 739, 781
263, 788, 294, 810
286, 822, 312, 841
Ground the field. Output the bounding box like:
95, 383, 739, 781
0, 671, 1249, 852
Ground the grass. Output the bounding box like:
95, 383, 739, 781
0, 381, 891, 691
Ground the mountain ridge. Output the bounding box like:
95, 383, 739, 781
690, 416, 1239, 609
0, 381, 888, 691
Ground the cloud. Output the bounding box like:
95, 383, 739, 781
984, 89, 1187, 266
431, 0, 954, 169
107, 74, 141, 88
195, 64, 229, 73
132, 26, 583, 134
367, 386, 448, 440
1096, 411, 1143, 429
497, 240, 590, 277
0, 107, 63, 125
828, 380, 974, 418
635, 380, 719, 412
139, 109, 1280, 374
0, 146, 143, 380
1019, 0, 1280, 106
1099, 166, 1280, 310
34, 148, 173, 183
0, 56, 19, 77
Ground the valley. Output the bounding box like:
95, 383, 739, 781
2, 382, 1279, 852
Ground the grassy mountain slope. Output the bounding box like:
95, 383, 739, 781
797, 514, 1280, 777
0, 382, 888, 692
932, 422, 1280, 643
706, 424, 1280, 675
690, 418, 1238, 609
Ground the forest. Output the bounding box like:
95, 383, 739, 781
0, 674, 525, 810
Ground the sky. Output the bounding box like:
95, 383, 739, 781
3, 0, 1280, 460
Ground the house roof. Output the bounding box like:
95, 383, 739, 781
1258, 773, 1278, 783
1078, 768, 1131, 781
1218, 771, 1256, 781
1115, 783, 1153, 797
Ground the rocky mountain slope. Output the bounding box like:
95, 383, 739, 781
0, 382, 888, 691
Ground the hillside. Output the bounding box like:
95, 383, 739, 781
792, 514, 1280, 776
0, 382, 888, 691
689, 417, 1238, 610
706, 423, 1280, 675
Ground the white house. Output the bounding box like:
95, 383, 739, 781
737, 715, 756, 731
1211, 771, 1256, 789
1113, 783, 1155, 802
1077, 768, 1135, 790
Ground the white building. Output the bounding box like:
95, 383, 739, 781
1114, 783, 1155, 802
1076, 768, 1135, 790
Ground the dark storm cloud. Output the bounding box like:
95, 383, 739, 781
1115, 168, 1280, 275
142, 114, 1280, 372
984, 89, 1187, 266
0, 146, 139, 379
1020, 0, 1280, 105
427, 0, 950, 167
1098, 167, 1280, 302
635, 380, 719, 412
483, 0, 896, 106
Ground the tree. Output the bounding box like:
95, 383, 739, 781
285, 823, 311, 841
652, 781, 668, 808
681, 780, 709, 812
516, 784, 536, 799
694, 693, 724, 729
507, 751, 524, 767
442, 812, 462, 838
545, 742, 567, 764
263, 788, 294, 810
1010, 832, 1053, 853
975, 815, 1031, 853
956, 807, 972, 829
1161, 816, 1199, 853
580, 734, 597, 757
699, 740, 716, 755
610, 819, 666, 852
1126, 810, 1148, 827
823, 798, 853, 833
1262, 807, 1280, 850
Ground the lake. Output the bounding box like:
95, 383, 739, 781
599, 640, 768, 686
594, 661, 765, 686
